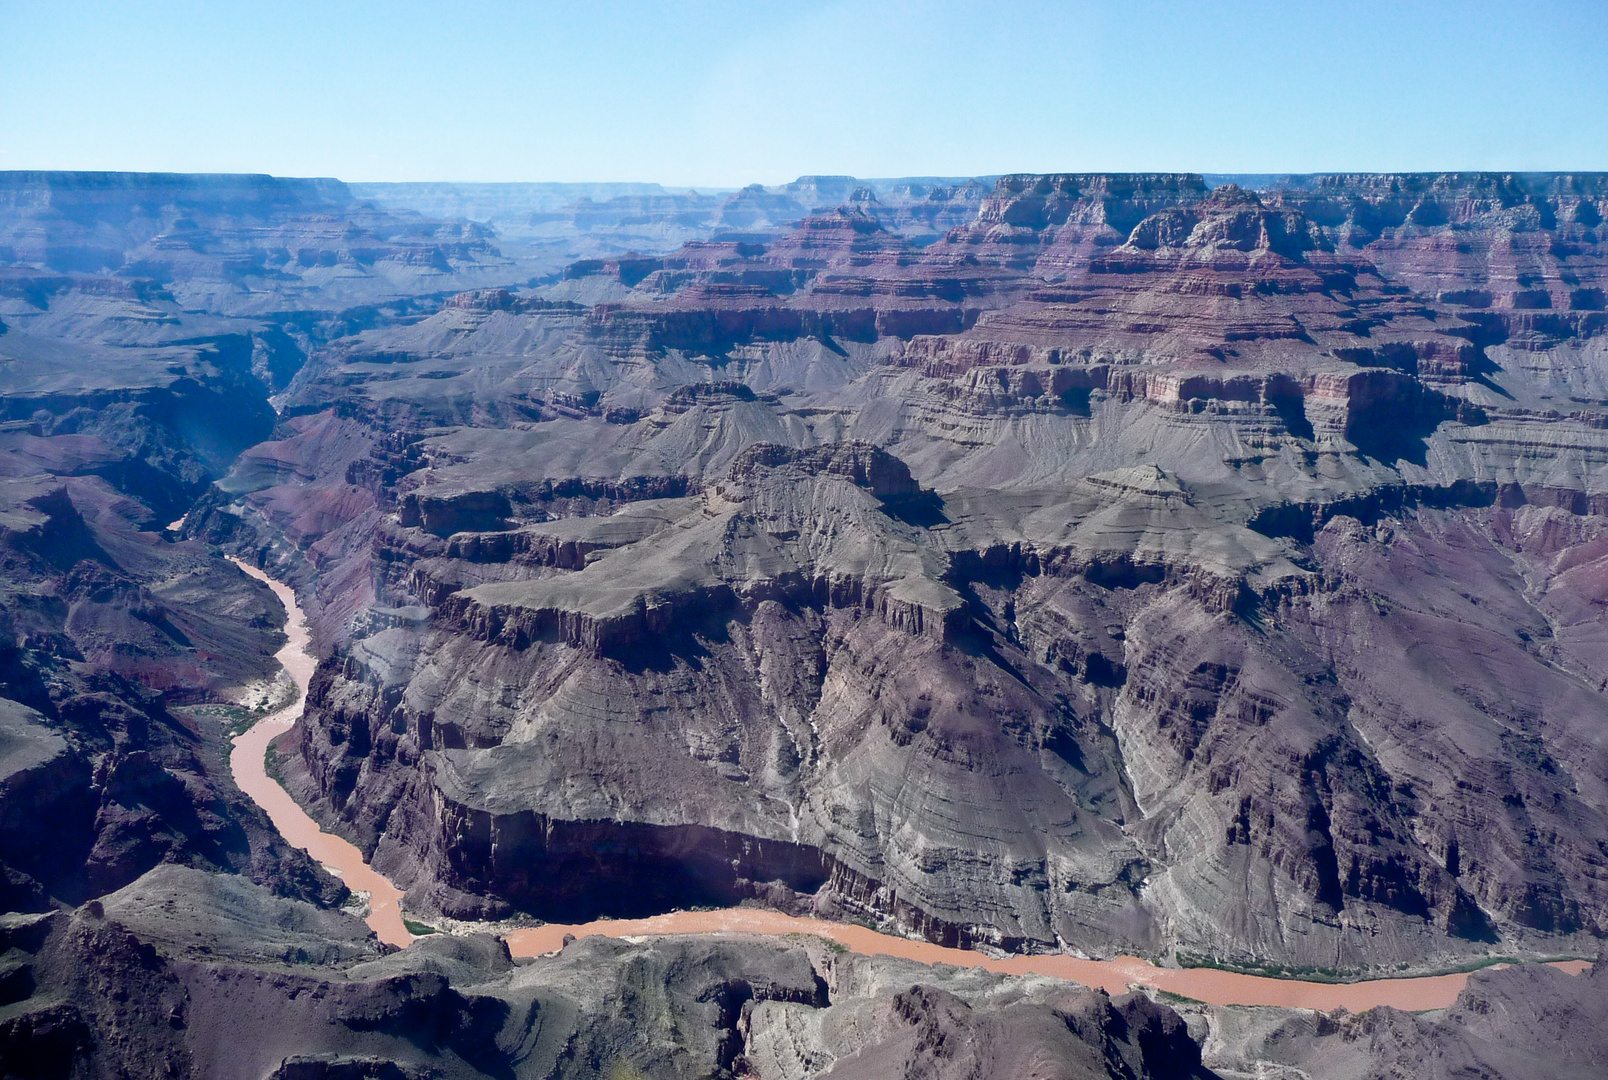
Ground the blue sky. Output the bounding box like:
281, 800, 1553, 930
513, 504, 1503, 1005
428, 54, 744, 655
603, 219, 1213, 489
2, 0, 1605, 185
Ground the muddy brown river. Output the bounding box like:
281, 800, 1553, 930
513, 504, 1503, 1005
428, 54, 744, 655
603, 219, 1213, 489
228, 558, 413, 948
227, 558, 1590, 1009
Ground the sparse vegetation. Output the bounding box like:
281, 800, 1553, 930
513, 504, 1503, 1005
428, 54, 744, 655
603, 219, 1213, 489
179, 695, 302, 737
1175, 951, 1591, 983
1177, 952, 1370, 982
1154, 989, 1203, 1006
1180, 953, 1346, 980
781, 930, 856, 957
264, 744, 285, 786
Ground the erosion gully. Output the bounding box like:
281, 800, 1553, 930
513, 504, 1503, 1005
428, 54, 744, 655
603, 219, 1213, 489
227, 558, 1589, 1012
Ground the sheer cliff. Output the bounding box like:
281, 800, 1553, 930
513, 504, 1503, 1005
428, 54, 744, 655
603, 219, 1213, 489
3, 166, 1607, 1079
184, 171, 1608, 973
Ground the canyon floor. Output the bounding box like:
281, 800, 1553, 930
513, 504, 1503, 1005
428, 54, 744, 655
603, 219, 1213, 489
1, 169, 1606, 1078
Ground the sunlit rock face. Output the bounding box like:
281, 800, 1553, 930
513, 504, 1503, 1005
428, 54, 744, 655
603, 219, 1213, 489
168, 171, 1605, 971
3, 167, 1607, 968
3, 164, 1608, 1078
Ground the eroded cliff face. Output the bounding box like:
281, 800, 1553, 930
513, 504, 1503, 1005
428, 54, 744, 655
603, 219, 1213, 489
0, 171, 511, 312
3, 167, 1606, 1077
0, 171, 534, 915
0, 314, 340, 912
190, 171, 1608, 973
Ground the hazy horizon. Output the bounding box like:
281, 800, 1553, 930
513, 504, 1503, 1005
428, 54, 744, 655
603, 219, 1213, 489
5, 1, 1605, 187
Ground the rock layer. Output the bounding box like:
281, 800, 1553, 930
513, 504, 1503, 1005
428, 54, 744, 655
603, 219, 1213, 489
6, 168, 1608, 976
204, 171, 1608, 972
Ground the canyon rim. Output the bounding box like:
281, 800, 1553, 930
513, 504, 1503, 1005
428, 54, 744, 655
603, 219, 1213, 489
0, 164, 1605, 1078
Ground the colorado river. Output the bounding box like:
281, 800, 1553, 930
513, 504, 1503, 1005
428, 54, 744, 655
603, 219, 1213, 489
226, 557, 1590, 1008
506, 914, 1588, 1012
227, 558, 414, 948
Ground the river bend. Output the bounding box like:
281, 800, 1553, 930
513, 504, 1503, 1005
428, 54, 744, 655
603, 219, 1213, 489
226, 558, 1589, 1008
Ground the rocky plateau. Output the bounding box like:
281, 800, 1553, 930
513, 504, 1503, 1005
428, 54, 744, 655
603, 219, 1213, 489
1, 168, 1607, 1078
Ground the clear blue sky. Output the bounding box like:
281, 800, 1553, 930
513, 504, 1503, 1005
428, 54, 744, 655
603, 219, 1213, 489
3, 0, 1605, 186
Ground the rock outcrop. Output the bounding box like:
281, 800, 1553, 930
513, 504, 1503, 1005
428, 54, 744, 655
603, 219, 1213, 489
5, 170, 1608, 1060
0, 866, 1213, 1080
2, 866, 1599, 1080
220, 171, 1608, 974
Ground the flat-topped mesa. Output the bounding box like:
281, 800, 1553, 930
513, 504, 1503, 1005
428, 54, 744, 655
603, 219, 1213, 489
396, 487, 513, 536
628, 241, 799, 295
527, 189, 723, 230
1253, 173, 1608, 314
1098, 185, 1329, 266
560, 252, 672, 286
891, 341, 1485, 460
721, 440, 923, 502
654, 379, 761, 414
856, 179, 991, 241
1281, 171, 1608, 223
443, 503, 685, 569
581, 277, 992, 355
757, 205, 901, 267
582, 208, 991, 285
917, 361, 1112, 413
715, 182, 809, 231
944, 173, 1211, 273
773, 174, 862, 207
442, 555, 963, 660
0, 169, 354, 214
444, 575, 738, 656
441, 287, 585, 314
974, 173, 1211, 233
584, 288, 883, 354
429, 441, 967, 656
0, 169, 510, 302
